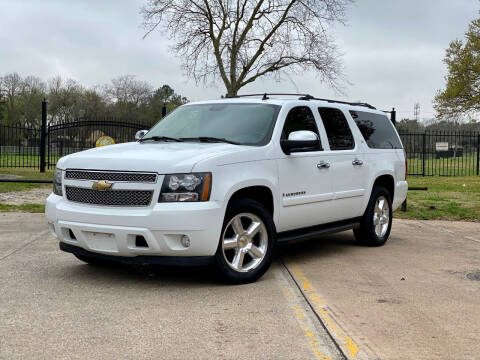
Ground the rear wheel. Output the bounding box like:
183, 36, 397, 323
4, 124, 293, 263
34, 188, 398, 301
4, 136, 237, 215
214, 199, 276, 284
354, 186, 392, 246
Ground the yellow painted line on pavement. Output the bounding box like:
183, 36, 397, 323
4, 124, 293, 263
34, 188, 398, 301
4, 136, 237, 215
291, 265, 361, 360
281, 285, 334, 360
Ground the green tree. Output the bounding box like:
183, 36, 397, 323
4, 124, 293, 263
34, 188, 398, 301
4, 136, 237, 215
150, 85, 188, 115
434, 17, 480, 118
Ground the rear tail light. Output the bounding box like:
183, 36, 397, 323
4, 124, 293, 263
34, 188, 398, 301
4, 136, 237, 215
403, 148, 408, 180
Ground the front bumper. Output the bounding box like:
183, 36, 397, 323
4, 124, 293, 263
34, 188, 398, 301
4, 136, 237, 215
46, 194, 225, 258
59, 242, 214, 266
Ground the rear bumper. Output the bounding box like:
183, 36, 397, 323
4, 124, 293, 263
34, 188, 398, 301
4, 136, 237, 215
46, 193, 225, 258
393, 180, 408, 211
60, 242, 214, 266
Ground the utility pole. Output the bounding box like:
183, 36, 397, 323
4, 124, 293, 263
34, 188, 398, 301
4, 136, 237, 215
414, 103, 420, 122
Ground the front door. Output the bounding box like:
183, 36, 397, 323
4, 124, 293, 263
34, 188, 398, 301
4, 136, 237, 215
276, 106, 334, 232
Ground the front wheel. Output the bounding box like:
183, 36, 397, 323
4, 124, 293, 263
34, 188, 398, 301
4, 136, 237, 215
214, 199, 276, 284
354, 186, 393, 246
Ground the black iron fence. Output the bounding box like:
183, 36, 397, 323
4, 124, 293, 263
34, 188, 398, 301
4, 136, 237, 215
0, 124, 41, 168
0, 119, 155, 169
0, 101, 160, 170
399, 131, 480, 177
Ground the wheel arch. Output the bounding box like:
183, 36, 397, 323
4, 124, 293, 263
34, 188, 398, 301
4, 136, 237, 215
372, 174, 395, 200
226, 185, 275, 217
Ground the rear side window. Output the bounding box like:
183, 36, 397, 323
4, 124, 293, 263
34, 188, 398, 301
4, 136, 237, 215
318, 107, 354, 150
350, 111, 403, 149
281, 106, 319, 139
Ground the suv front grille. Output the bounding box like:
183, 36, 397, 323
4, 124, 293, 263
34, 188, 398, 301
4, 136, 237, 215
65, 170, 157, 183
65, 186, 153, 206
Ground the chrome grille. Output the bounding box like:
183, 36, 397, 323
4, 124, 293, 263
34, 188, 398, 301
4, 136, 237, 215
65, 170, 157, 183
65, 186, 153, 206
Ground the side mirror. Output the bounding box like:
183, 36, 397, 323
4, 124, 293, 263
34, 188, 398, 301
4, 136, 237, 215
135, 130, 149, 141
280, 130, 321, 155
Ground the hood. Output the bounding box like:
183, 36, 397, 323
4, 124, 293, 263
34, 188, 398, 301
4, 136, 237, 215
58, 141, 248, 173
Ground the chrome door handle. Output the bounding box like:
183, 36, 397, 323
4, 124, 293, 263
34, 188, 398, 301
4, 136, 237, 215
317, 161, 330, 169
352, 159, 363, 166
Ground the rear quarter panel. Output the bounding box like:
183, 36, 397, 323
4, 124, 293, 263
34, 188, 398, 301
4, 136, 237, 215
364, 148, 407, 212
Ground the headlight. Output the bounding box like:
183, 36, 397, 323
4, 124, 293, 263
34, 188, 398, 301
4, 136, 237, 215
160, 173, 211, 202
53, 167, 63, 196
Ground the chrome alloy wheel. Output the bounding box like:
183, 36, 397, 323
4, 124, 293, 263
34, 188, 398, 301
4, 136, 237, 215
221, 213, 268, 273
373, 196, 390, 237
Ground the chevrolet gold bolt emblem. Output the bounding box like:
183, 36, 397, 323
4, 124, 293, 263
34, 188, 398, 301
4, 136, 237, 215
92, 180, 113, 191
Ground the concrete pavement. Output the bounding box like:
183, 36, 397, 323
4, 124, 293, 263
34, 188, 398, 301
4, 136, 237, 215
0, 213, 340, 360
284, 219, 480, 360
1, 213, 479, 359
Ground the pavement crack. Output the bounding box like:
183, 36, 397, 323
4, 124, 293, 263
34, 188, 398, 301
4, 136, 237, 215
0, 230, 48, 261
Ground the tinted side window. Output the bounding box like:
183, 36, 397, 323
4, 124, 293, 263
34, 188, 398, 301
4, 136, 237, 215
318, 108, 354, 150
282, 106, 319, 139
350, 111, 403, 149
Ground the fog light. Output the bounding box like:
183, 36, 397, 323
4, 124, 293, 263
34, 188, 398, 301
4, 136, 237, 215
181, 235, 191, 248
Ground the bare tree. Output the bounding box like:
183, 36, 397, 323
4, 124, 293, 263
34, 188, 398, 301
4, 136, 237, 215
104, 75, 153, 119
142, 0, 352, 96
47, 76, 85, 124
18, 76, 46, 127
0, 73, 23, 124
104, 75, 152, 106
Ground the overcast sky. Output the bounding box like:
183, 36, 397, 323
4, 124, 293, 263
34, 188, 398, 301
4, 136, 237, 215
0, 0, 478, 120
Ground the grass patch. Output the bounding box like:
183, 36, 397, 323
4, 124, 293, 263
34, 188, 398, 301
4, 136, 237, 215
394, 176, 480, 221
0, 203, 45, 213
0, 168, 53, 193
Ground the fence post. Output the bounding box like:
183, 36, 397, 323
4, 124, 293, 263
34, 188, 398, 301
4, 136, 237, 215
39, 99, 47, 173
477, 133, 480, 176
161, 105, 167, 118
390, 107, 396, 126
422, 133, 426, 176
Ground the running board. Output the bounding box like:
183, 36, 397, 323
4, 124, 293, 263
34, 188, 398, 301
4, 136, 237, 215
276, 218, 361, 243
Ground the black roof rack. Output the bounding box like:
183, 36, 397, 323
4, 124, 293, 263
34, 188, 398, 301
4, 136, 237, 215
227, 93, 377, 110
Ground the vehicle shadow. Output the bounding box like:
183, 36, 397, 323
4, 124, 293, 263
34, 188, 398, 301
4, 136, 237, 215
59, 260, 222, 288
58, 231, 360, 286
276, 230, 360, 262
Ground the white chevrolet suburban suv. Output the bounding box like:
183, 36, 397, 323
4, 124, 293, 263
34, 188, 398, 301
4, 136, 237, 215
46, 94, 408, 284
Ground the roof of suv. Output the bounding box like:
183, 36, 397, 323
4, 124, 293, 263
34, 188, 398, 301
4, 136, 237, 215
186, 95, 388, 116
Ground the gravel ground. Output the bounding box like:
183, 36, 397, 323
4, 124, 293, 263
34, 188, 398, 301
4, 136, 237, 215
0, 174, 21, 180
0, 186, 51, 205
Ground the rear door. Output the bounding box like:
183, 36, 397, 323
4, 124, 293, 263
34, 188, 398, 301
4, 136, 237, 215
276, 106, 334, 231
316, 107, 369, 220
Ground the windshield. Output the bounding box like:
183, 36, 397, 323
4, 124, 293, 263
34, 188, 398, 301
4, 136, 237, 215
142, 103, 281, 146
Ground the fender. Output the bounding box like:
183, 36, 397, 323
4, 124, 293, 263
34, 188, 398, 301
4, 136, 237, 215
216, 161, 280, 227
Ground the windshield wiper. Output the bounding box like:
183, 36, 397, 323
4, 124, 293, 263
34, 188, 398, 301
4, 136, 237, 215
180, 137, 241, 145
139, 136, 183, 143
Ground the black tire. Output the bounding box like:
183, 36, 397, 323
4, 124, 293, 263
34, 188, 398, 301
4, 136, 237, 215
354, 186, 393, 247
214, 199, 276, 284
74, 254, 120, 267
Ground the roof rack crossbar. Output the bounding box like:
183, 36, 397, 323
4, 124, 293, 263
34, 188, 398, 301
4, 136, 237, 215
226, 93, 376, 109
